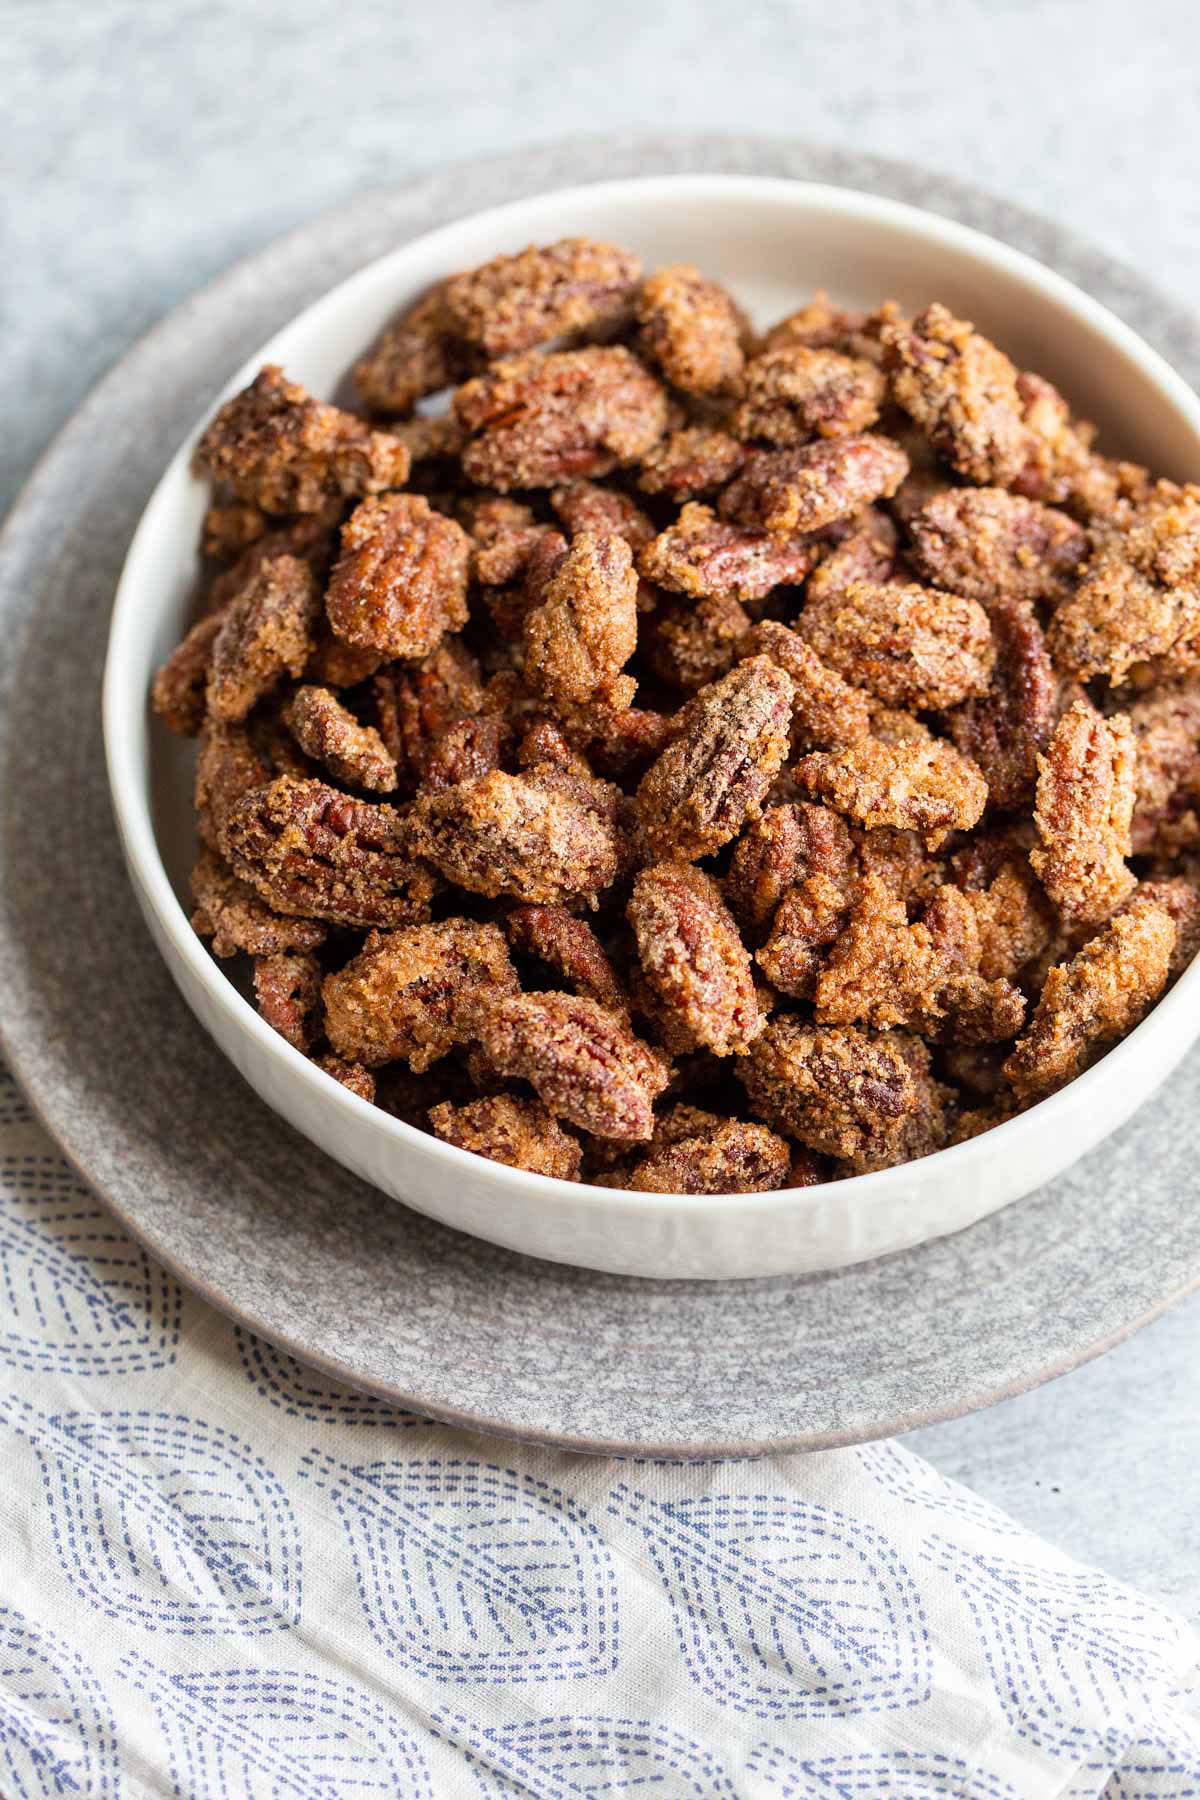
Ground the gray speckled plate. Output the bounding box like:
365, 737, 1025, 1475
3, 133, 1200, 1457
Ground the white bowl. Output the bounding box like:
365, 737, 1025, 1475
103, 174, 1200, 1280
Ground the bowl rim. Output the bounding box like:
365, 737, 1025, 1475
102, 169, 1200, 1229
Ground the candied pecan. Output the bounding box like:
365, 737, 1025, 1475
253, 951, 322, 1051
1128, 680, 1200, 855
354, 283, 465, 415
1014, 371, 1151, 520
739, 1019, 948, 1173
190, 848, 326, 959
427, 1094, 583, 1181
625, 1116, 792, 1193
393, 412, 465, 468
550, 479, 655, 552
726, 801, 853, 942
635, 264, 747, 395
950, 829, 1057, 988
371, 636, 484, 786
196, 365, 410, 512
222, 775, 437, 928
313, 1054, 377, 1102
206, 554, 319, 724
1005, 892, 1175, 1100
466, 495, 555, 586
638, 502, 819, 602
742, 620, 873, 751
556, 700, 675, 779
868, 706, 933, 747
1049, 484, 1200, 682
202, 499, 269, 561
797, 578, 993, 711
805, 507, 901, 606
641, 591, 750, 692
323, 919, 518, 1071
409, 765, 623, 906
284, 685, 397, 792
634, 656, 794, 860
454, 345, 669, 489
515, 716, 595, 778
762, 291, 870, 355
505, 905, 629, 1020
1031, 700, 1136, 924
908, 486, 1087, 605
881, 303, 1027, 486
194, 720, 273, 851
635, 427, 746, 501
813, 874, 1025, 1043
443, 237, 641, 359
943, 598, 1055, 810
719, 434, 909, 535
754, 810, 860, 998
305, 626, 386, 689
628, 862, 761, 1057
420, 714, 513, 793
325, 493, 470, 660
523, 530, 639, 709
152, 611, 223, 736
732, 345, 885, 445
478, 991, 668, 1141
796, 736, 988, 848
1129, 876, 1200, 979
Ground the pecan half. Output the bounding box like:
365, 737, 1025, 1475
1031, 700, 1137, 924
325, 493, 470, 659
322, 919, 518, 1070
478, 991, 669, 1141
629, 862, 762, 1056
638, 502, 819, 602
428, 1094, 583, 1181
719, 434, 909, 534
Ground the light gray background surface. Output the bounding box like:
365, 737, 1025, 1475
4, 0, 1197, 1614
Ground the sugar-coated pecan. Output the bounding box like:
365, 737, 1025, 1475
152, 612, 224, 736
466, 495, 556, 586
634, 656, 794, 860
943, 598, 1055, 810
428, 1093, 583, 1180
515, 716, 595, 778
635, 264, 747, 395
443, 236, 641, 359
354, 284, 466, 415
881, 304, 1027, 486
641, 591, 750, 692
454, 345, 669, 489
550, 479, 655, 552
419, 714, 513, 794
505, 904, 629, 1020
189, 848, 326, 959
635, 427, 746, 501
726, 800, 854, 944
325, 493, 470, 659
796, 736, 988, 849
206, 554, 319, 724
762, 291, 871, 356
555, 700, 675, 780
805, 507, 901, 606
202, 499, 269, 561
1014, 371, 1151, 520
523, 530, 639, 709
478, 991, 669, 1141
797, 578, 993, 711
206, 507, 343, 614
284, 685, 397, 792
625, 1116, 792, 1193
323, 919, 518, 1071
1049, 484, 1200, 682
719, 434, 909, 535
908, 486, 1087, 605
194, 720, 273, 851
222, 775, 437, 927
742, 620, 873, 750
628, 862, 761, 1057
950, 828, 1057, 988
1128, 680, 1200, 855
732, 345, 885, 445
305, 626, 386, 690
1031, 700, 1136, 925
740, 1019, 948, 1172
1130, 876, 1200, 979
313, 1053, 377, 1102
1005, 892, 1176, 1100
409, 765, 623, 905
196, 365, 411, 512
253, 951, 322, 1051
638, 502, 819, 601
371, 637, 484, 786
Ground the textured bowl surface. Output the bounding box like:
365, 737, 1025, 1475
4, 134, 1200, 1453
104, 171, 1200, 1280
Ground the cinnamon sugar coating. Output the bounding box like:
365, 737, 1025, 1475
720, 434, 909, 535
443, 237, 641, 359
550, 479, 655, 552
478, 992, 668, 1141
629, 862, 762, 1056
207, 554, 320, 724
371, 637, 484, 788
635, 428, 746, 502
419, 714, 513, 794
467, 495, 556, 586
641, 591, 750, 693
253, 951, 323, 1051
523, 530, 639, 709
354, 284, 465, 416
197, 365, 410, 512
505, 905, 629, 1020
1005, 892, 1175, 1100
908, 486, 1087, 605
732, 345, 885, 445
1128, 679, 1200, 855
796, 736, 988, 849
944, 598, 1055, 810
325, 492, 470, 659
428, 1094, 583, 1181
882, 304, 1027, 486
743, 620, 873, 750
797, 578, 994, 711
1132, 876, 1200, 979
753, 806, 859, 997
638, 502, 819, 602
635, 264, 747, 395
152, 612, 223, 736
804, 507, 901, 606
284, 685, 397, 792
1031, 700, 1137, 924
625, 1116, 791, 1193
323, 919, 518, 1071
190, 848, 327, 959
313, 1054, 377, 1102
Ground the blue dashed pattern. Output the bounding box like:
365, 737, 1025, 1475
235, 1329, 421, 1428
0, 1605, 120, 1798
854, 1442, 1026, 1538
432, 1711, 739, 1798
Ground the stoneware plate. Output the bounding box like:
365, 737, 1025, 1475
4, 134, 1200, 1454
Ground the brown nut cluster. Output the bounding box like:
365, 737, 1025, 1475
155, 242, 1199, 1191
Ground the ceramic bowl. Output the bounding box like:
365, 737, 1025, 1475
103, 174, 1200, 1280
